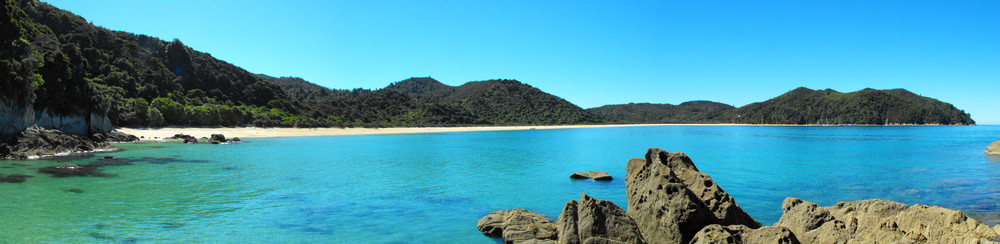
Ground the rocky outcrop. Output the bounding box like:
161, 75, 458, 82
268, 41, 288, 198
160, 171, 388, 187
1, 126, 113, 159
104, 131, 139, 142
625, 148, 760, 243
987, 140, 1000, 155
478, 208, 559, 243
556, 193, 644, 244
209, 134, 227, 144
169, 134, 199, 143
689, 224, 799, 244
776, 197, 1000, 243
570, 171, 613, 181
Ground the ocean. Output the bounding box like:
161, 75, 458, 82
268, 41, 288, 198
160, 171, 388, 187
1, 125, 998, 243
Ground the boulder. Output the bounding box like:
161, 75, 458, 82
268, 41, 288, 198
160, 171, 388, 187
231, 137, 241, 142
689, 224, 800, 244
106, 131, 139, 142
625, 147, 760, 244
183, 137, 198, 144
776, 197, 1000, 243
3, 126, 110, 159
478, 208, 559, 243
556, 193, 644, 244
987, 140, 1000, 155
570, 171, 613, 181
209, 134, 227, 144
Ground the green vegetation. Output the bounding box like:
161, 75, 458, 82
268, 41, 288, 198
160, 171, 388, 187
719, 87, 974, 125
587, 101, 735, 124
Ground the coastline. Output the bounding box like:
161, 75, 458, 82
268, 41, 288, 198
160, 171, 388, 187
116, 123, 971, 140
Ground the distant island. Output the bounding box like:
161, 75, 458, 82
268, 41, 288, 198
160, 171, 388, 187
0, 0, 978, 158
590, 87, 975, 125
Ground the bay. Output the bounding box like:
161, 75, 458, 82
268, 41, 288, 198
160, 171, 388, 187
1, 125, 998, 243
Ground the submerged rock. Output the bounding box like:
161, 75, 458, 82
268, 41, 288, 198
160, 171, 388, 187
625, 148, 760, 243
776, 197, 1000, 243
556, 193, 644, 244
209, 134, 227, 144
570, 171, 613, 181
477, 208, 558, 243
987, 140, 1000, 155
0, 174, 34, 183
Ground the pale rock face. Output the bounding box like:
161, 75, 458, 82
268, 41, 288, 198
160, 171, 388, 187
1, 99, 112, 137
624, 147, 760, 244
477, 208, 558, 243
987, 140, 1000, 155
556, 193, 644, 244
776, 197, 1000, 243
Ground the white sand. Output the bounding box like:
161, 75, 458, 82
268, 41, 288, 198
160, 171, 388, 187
116, 124, 669, 140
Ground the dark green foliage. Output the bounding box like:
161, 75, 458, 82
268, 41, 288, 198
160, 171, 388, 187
718, 87, 975, 125
386, 78, 603, 125
2, 0, 310, 127
587, 101, 735, 124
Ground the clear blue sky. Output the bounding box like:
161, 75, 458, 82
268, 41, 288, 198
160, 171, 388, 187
43, 0, 1000, 124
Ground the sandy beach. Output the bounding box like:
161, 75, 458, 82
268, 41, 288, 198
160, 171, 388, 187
116, 124, 665, 140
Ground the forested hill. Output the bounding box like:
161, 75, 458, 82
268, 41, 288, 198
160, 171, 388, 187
587, 101, 735, 124
0, 0, 600, 130
385, 77, 603, 125
261, 76, 603, 126
1, 0, 304, 129
717, 87, 975, 125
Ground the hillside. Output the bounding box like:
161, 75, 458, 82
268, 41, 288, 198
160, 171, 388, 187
386, 78, 603, 125
0, 0, 601, 133
719, 87, 974, 125
587, 101, 735, 124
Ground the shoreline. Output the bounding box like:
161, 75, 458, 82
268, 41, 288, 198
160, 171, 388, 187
116, 123, 974, 140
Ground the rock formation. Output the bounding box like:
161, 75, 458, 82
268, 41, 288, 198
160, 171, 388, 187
1, 126, 111, 159
570, 171, 613, 181
689, 224, 799, 244
776, 197, 999, 243
556, 193, 644, 244
987, 140, 1000, 155
209, 134, 228, 144
478, 208, 559, 243
478, 147, 1000, 243
625, 148, 760, 243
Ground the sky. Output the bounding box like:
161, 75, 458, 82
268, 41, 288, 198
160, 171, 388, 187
43, 0, 1000, 124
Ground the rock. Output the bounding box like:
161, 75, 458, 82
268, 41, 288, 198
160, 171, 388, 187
556, 193, 644, 244
209, 134, 227, 144
625, 147, 760, 244
776, 197, 1000, 243
570, 171, 613, 181
478, 208, 558, 243
2, 126, 110, 159
103, 156, 114, 159
689, 224, 800, 244
231, 137, 241, 142
0, 174, 34, 183
988, 140, 1000, 155
183, 137, 198, 144
105, 131, 139, 142
37, 160, 131, 178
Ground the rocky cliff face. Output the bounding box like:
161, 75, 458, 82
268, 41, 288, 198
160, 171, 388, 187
1, 99, 113, 139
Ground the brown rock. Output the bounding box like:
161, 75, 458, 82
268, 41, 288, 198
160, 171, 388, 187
571, 171, 613, 181
478, 208, 558, 243
625, 147, 760, 244
776, 197, 1000, 243
689, 224, 800, 244
987, 140, 1000, 155
556, 193, 644, 244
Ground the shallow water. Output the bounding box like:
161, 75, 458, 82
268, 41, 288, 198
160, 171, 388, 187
1, 125, 998, 243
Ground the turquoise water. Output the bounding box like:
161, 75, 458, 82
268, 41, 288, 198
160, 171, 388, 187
1, 125, 999, 243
